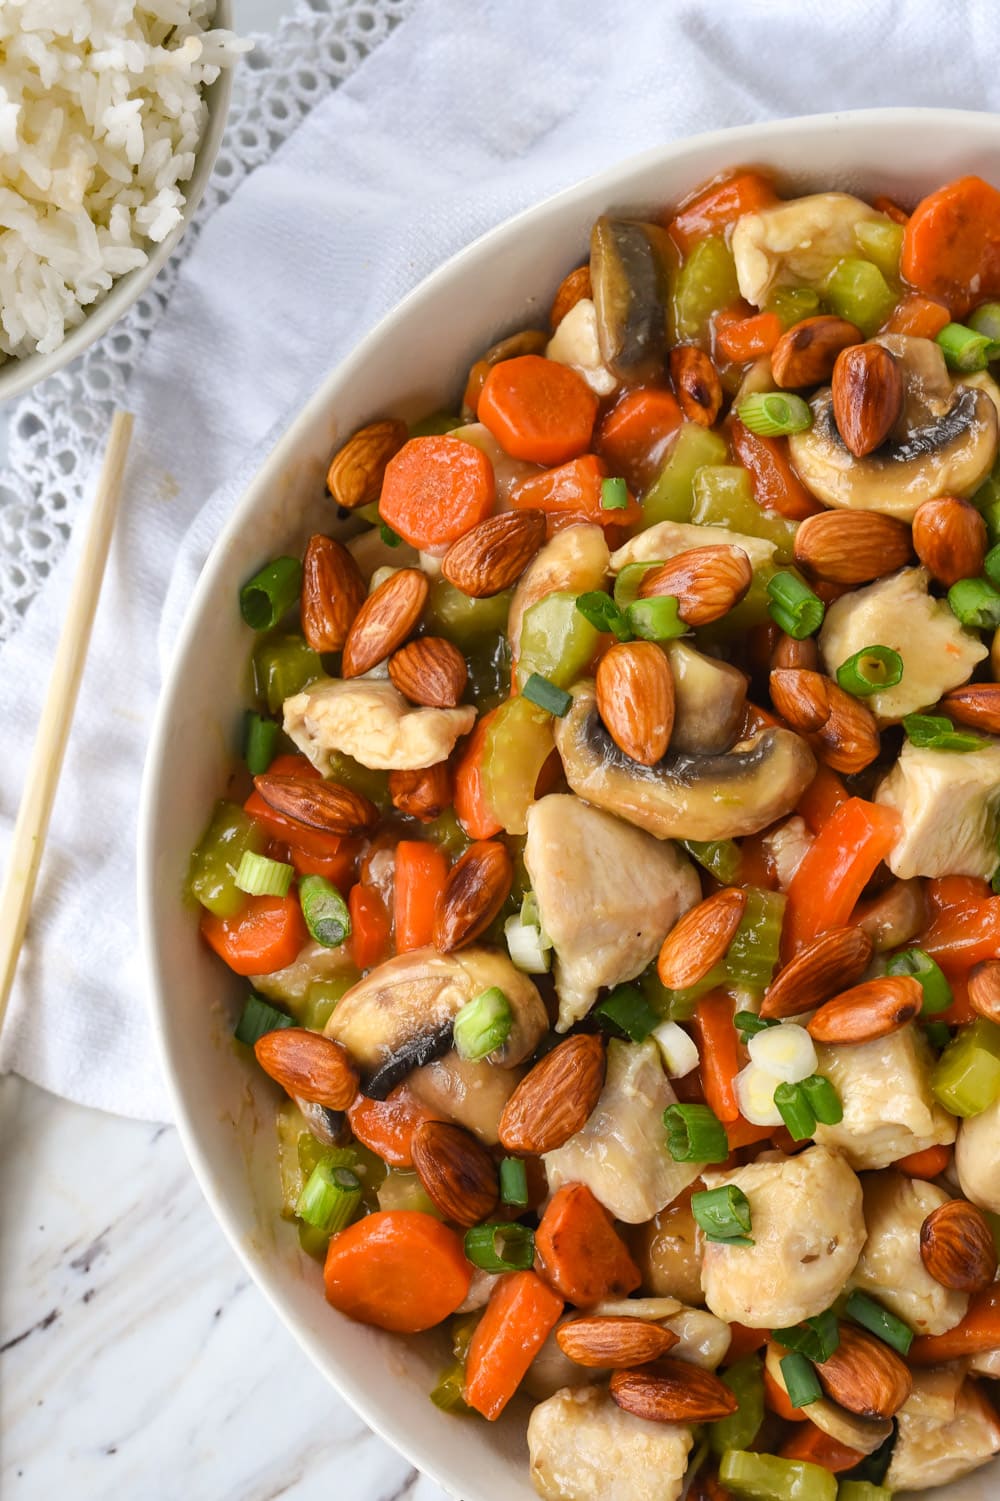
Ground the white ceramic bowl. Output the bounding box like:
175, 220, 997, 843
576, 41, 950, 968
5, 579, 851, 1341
0, 0, 234, 404
140, 109, 1000, 1501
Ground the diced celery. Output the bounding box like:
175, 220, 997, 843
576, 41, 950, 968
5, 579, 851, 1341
641, 422, 729, 525
481, 694, 555, 836
187, 800, 267, 918
838, 1485, 893, 1501
681, 838, 743, 885
451, 1311, 482, 1361
466, 634, 513, 713
323, 750, 391, 810
932, 1017, 1000, 1117
824, 258, 896, 338
429, 1361, 471, 1413
298, 974, 357, 1032
720, 1450, 837, 1501
691, 464, 798, 562
298, 1220, 332, 1260
424, 578, 513, 646
409, 411, 464, 437
377, 1169, 442, 1217
710, 1353, 765, 1456
767, 287, 822, 327
253, 634, 324, 714
277, 1101, 311, 1220
854, 220, 904, 280
672, 235, 740, 343
515, 591, 600, 691
727, 887, 787, 991
426, 808, 473, 857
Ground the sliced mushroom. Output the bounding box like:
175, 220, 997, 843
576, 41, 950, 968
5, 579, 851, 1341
284, 677, 476, 773
666, 641, 748, 755
732, 193, 895, 307
294, 1097, 351, 1146
252, 940, 357, 1008
554, 681, 815, 842
590, 217, 674, 381
764, 1344, 893, 1455
408, 1049, 524, 1146
509, 523, 610, 661
788, 335, 998, 519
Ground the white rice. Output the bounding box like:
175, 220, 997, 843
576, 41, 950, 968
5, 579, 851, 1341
0, 1, 249, 360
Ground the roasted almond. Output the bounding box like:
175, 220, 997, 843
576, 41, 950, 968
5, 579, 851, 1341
658, 888, 748, 990
771, 631, 819, 672
441, 509, 547, 598
341, 567, 429, 678
940, 683, 1000, 736
550, 264, 592, 330
301, 534, 367, 652
807, 974, 923, 1044
912, 496, 987, 587
761, 925, 874, 1020
815, 1324, 912, 1419
388, 636, 467, 708
771, 315, 862, 389
253, 773, 378, 834
610, 1359, 739, 1424
388, 761, 454, 823
254, 1028, 359, 1108
670, 345, 723, 427
498, 1033, 606, 1153
557, 1317, 679, 1370
831, 342, 904, 458
595, 641, 675, 766
410, 1119, 499, 1227
770, 668, 881, 774
968, 959, 1000, 1023
326, 417, 408, 510
639, 545, 753, 626
920, 1198, 999, 1292
793, 509, 913, 584
433, 839, 513, 952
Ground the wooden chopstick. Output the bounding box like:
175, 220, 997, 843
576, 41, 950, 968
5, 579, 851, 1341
0, 410, 134, 1037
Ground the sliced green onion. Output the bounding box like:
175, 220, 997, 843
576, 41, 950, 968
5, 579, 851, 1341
504, 911, 552, 974
736, 392, 813, 438
244, 711, 280, 775
734, 1011, 779, 1037
773, 1080, 816, 1142
984, 543, 1000, 591
453, 987, 512, 1062
780, 1352, 822, 1408
234, 849, 294, 897
948, 576, 1000, 631
923, 1021, 953, 1052
625, 594, 687, 641
299, 875, 352, 948
593, 983, 659, 1042
845, 1290, 914, 1355
234, 992, 294, 1046
601, 476, 629, 511
932, 1016, 1000, 1117
773, 1309, 840, 1364
522, 672, 573, 716
664, 1103, 729, 1164
835, 645, 903, 697
887, 947, 953, 1015
766, 571, 825, 639
464, 1222, 535, 1272
902, 712, 987, 752
499, 1157, 529, 1208
720, 1450, 838, 1501
240, 556, 302, 631
429, 1360, 470, 1414
379, 520, 402, 547
613, 561, 659, 610
936, 321, 997, 372
681, 838, 742, 884
575, 590, 633, 641
691, 1184, 753, 1245
799, 1074, 843, 1126
296, 1161, 362, 1233
969, 302, 1000, 345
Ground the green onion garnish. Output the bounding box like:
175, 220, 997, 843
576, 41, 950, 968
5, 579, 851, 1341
773, 1081, 817, 1142
522, 672, 573, 716
736, 392, 813, 438
691, 1184, 754, 1245
464, 1222, 535, 1272
836, 645, 903, 697
379, 520, 402, 547
948, 577, 1000, 630
887, 948, 953, 1015
234, 849, 294, 898
234, 992, 294, 1046
299, 875, 352, 948
575, 590, 633, 641
681, 838, 742, 884
429, 1361, 470, 1414
239, 556, 303, 631
296, 1161, 362, 1234
936, 321, 998, 372
845, 1290, 914, 1355
625, 594, 687, 641
499, 1157, 529, 1208
244, 711, 280, 775
766, 571, 825, 639
593, 983, 659, 1042
734, 1011, 780, 1037
663, 1103, 729, 1164
601, 476, 629, 511
779, 1352, 822, 1408
903, 712, 987, 752
984, 544, 1000, 592
969, 302, 1000, 345
453, 987, 513, 1062
773, 1309, 840, 1364
799, 1074, 843, 1126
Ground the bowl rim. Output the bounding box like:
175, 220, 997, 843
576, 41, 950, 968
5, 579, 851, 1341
138, 106, 1000, 1498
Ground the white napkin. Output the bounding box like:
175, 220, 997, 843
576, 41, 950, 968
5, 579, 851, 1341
0, 0, 993, 1121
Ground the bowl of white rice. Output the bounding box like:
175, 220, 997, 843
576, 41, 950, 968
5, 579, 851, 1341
0, 0, 246, 403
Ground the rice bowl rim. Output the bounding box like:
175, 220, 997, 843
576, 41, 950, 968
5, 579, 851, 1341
0, 0, 236, 406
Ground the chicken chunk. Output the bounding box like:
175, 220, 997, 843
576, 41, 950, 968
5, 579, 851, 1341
527, 1386, 693, 1501
524, 795, 700, 1030
283, 677, 475, 772
661, 1306, 731, 1370
814, 1028, 956, 1170
450, 421, 540, 501
819, 568, 987, 726
546, 298, 618, 396
699, 1145, 865, 1328
851, 1171, 968, 1336
510, 524, 610, 660
956, 1096, 1000, 1214
887, 1367, 1000, 1492
544, 1040, 700, 1224
731, 192, 890, 307
611, 519, 775, 574
877, 739, 1000, 880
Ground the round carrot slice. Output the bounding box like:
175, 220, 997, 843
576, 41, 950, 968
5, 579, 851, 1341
901, 175, 1000, 318
478, 354, 599, 466
379, 436, 495, 549
323, 1210, 472, 1332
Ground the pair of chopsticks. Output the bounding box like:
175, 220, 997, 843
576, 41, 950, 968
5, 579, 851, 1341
0, 411, 134, 1035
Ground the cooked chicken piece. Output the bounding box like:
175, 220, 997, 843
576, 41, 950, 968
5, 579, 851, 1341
545, 297, 618, 396
887, 1366, 1000, 1492
661, 1306, 731, 1370
762, 815, 812, 890
527, 1386, 693, 1501
347, 527, 419, 580
524, 795, 700, 1030
544, 1040, 700, 1223
450, 421, 540, 501
731, 192, 890, 307
283, 677, 475, 772
956, 1096, 1000, 1214
699, 1145, 865, 1328
509, 524, 610, 660
970, 1349, 1000, 1379
877, 738, 1000, 880
611, 519, 775, 574
819, 568, 987, 726
814, 1028, 956, 1170
851, 1171, 968, 1336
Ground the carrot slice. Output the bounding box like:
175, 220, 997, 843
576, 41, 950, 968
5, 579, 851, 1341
595, 387, 683, 491
795, 764, 850, 836
715, 308, 784, 363
886, 292, 951, 338
937, 970, 975, 1027
921, 898, 1000, 970
509, 453, 640, 529
927, 876, 994, 912
453, 709, 503, 839
394, 840, 449, 953
478, 355, 599, 467
909, 1283, 1000, 1364
347, 1085, 441, 1168
896, 1143, 953, 1179
725, 1116, 775, 1151
668, 171, 779, 254
201, 894, 308, 976
464, 1270, 564, 1419
534, 1183, 641, 1307
288, 838, 361, 889
729, 419, 823, 520
723, 1323, 768, 1364
379, 435, 495, 549
323, 1210, 471, 1332
779, 1424, 865, 1473
348, 883, 391, 971
783, 797, 900, 954
901, 174, 1000, 317
693, 992, 743, 1124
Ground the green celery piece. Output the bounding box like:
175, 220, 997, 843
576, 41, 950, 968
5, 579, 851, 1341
681, 838, 742, 884
767, 287, 822, 327
299, 973, 358, 1032
854, 219, 904, 279
838, 1485, 893, 1501
377, 1169, 442, 1217
932, 1017, 1000, 1117
426, 807, 472, 857
429, 1361, 471, 1413
710, 1353, 765, 1456
297, 1220, 332, 1260
276, 1101, 311, 1220
323, 750, 391, 810
672, 235, 740, 342
187, 800, 267, 918
727, 887, 787, 991
641, 421, 729, 526
408, 411, 464, 437
719, 1450, 837, 1501
515, 591, 600, 691
482, 694, 555, 837
253, 634, 324, 715
824, 257, 896, 338
691, 464, 798, 563
423, 577, 513, 646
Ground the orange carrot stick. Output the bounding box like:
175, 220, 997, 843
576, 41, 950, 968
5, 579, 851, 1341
729, 419, 823, 520
901, 175, 1000, 317
348, 883, 391, 971
668, 171, 779, 254
723, 1324, 768, 1364
509, 453, 642, 529
763, 1353, 808, 1423
885, 292, 951, 338
795, 764, 850, 835
478, 355, 599, 467
453, 710, 503, 839
394, 840, 449, 952
715, 308, 784, 363
693, 992, 743, 1124
201, 894, 307, 976
323, 1211, 472, 1332
779, 1424, 866, 1473
379, 435, 496, 549
783, 797, 899, 953
921, 898, 1000, 970
534, 1183, 641, 1306
927, 876, 994, 913
464, 1270, 564, 1419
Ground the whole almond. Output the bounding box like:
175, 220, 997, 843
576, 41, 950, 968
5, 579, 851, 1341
639, 545, 753, 626
610, 1359, 739, 1424
342, 567, 429, 678
557, 1317, 679, 1369
389, 761, 454, 823
388, 636, 467, 708
816, 1324, 912, 1419
968, 959, 1000, 1023
670, 346, 723, 427
433, 840, 513, 952
657, 888, 748, 990
550, 264, 592, 330
499, 1033, 606, 1153
770, 668, 881, 774
254, 1028, 359, 1108
771, 631, 820, 672
761, 926, 874, 1020
326, 418, 408, 510
793, 509, 913, 584
410, 1120, 499, 1227
831, 343, 904, 458
771, 316, 863, 389
595, 641, 675, 766
920, 1199, 999, 1292
301, 535, 367, 652
442, 510, 547, 598
807, 974, 923, 1044
940, 683, 1000, 735
912, 496, 987, 587
253, 773, 378, 834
